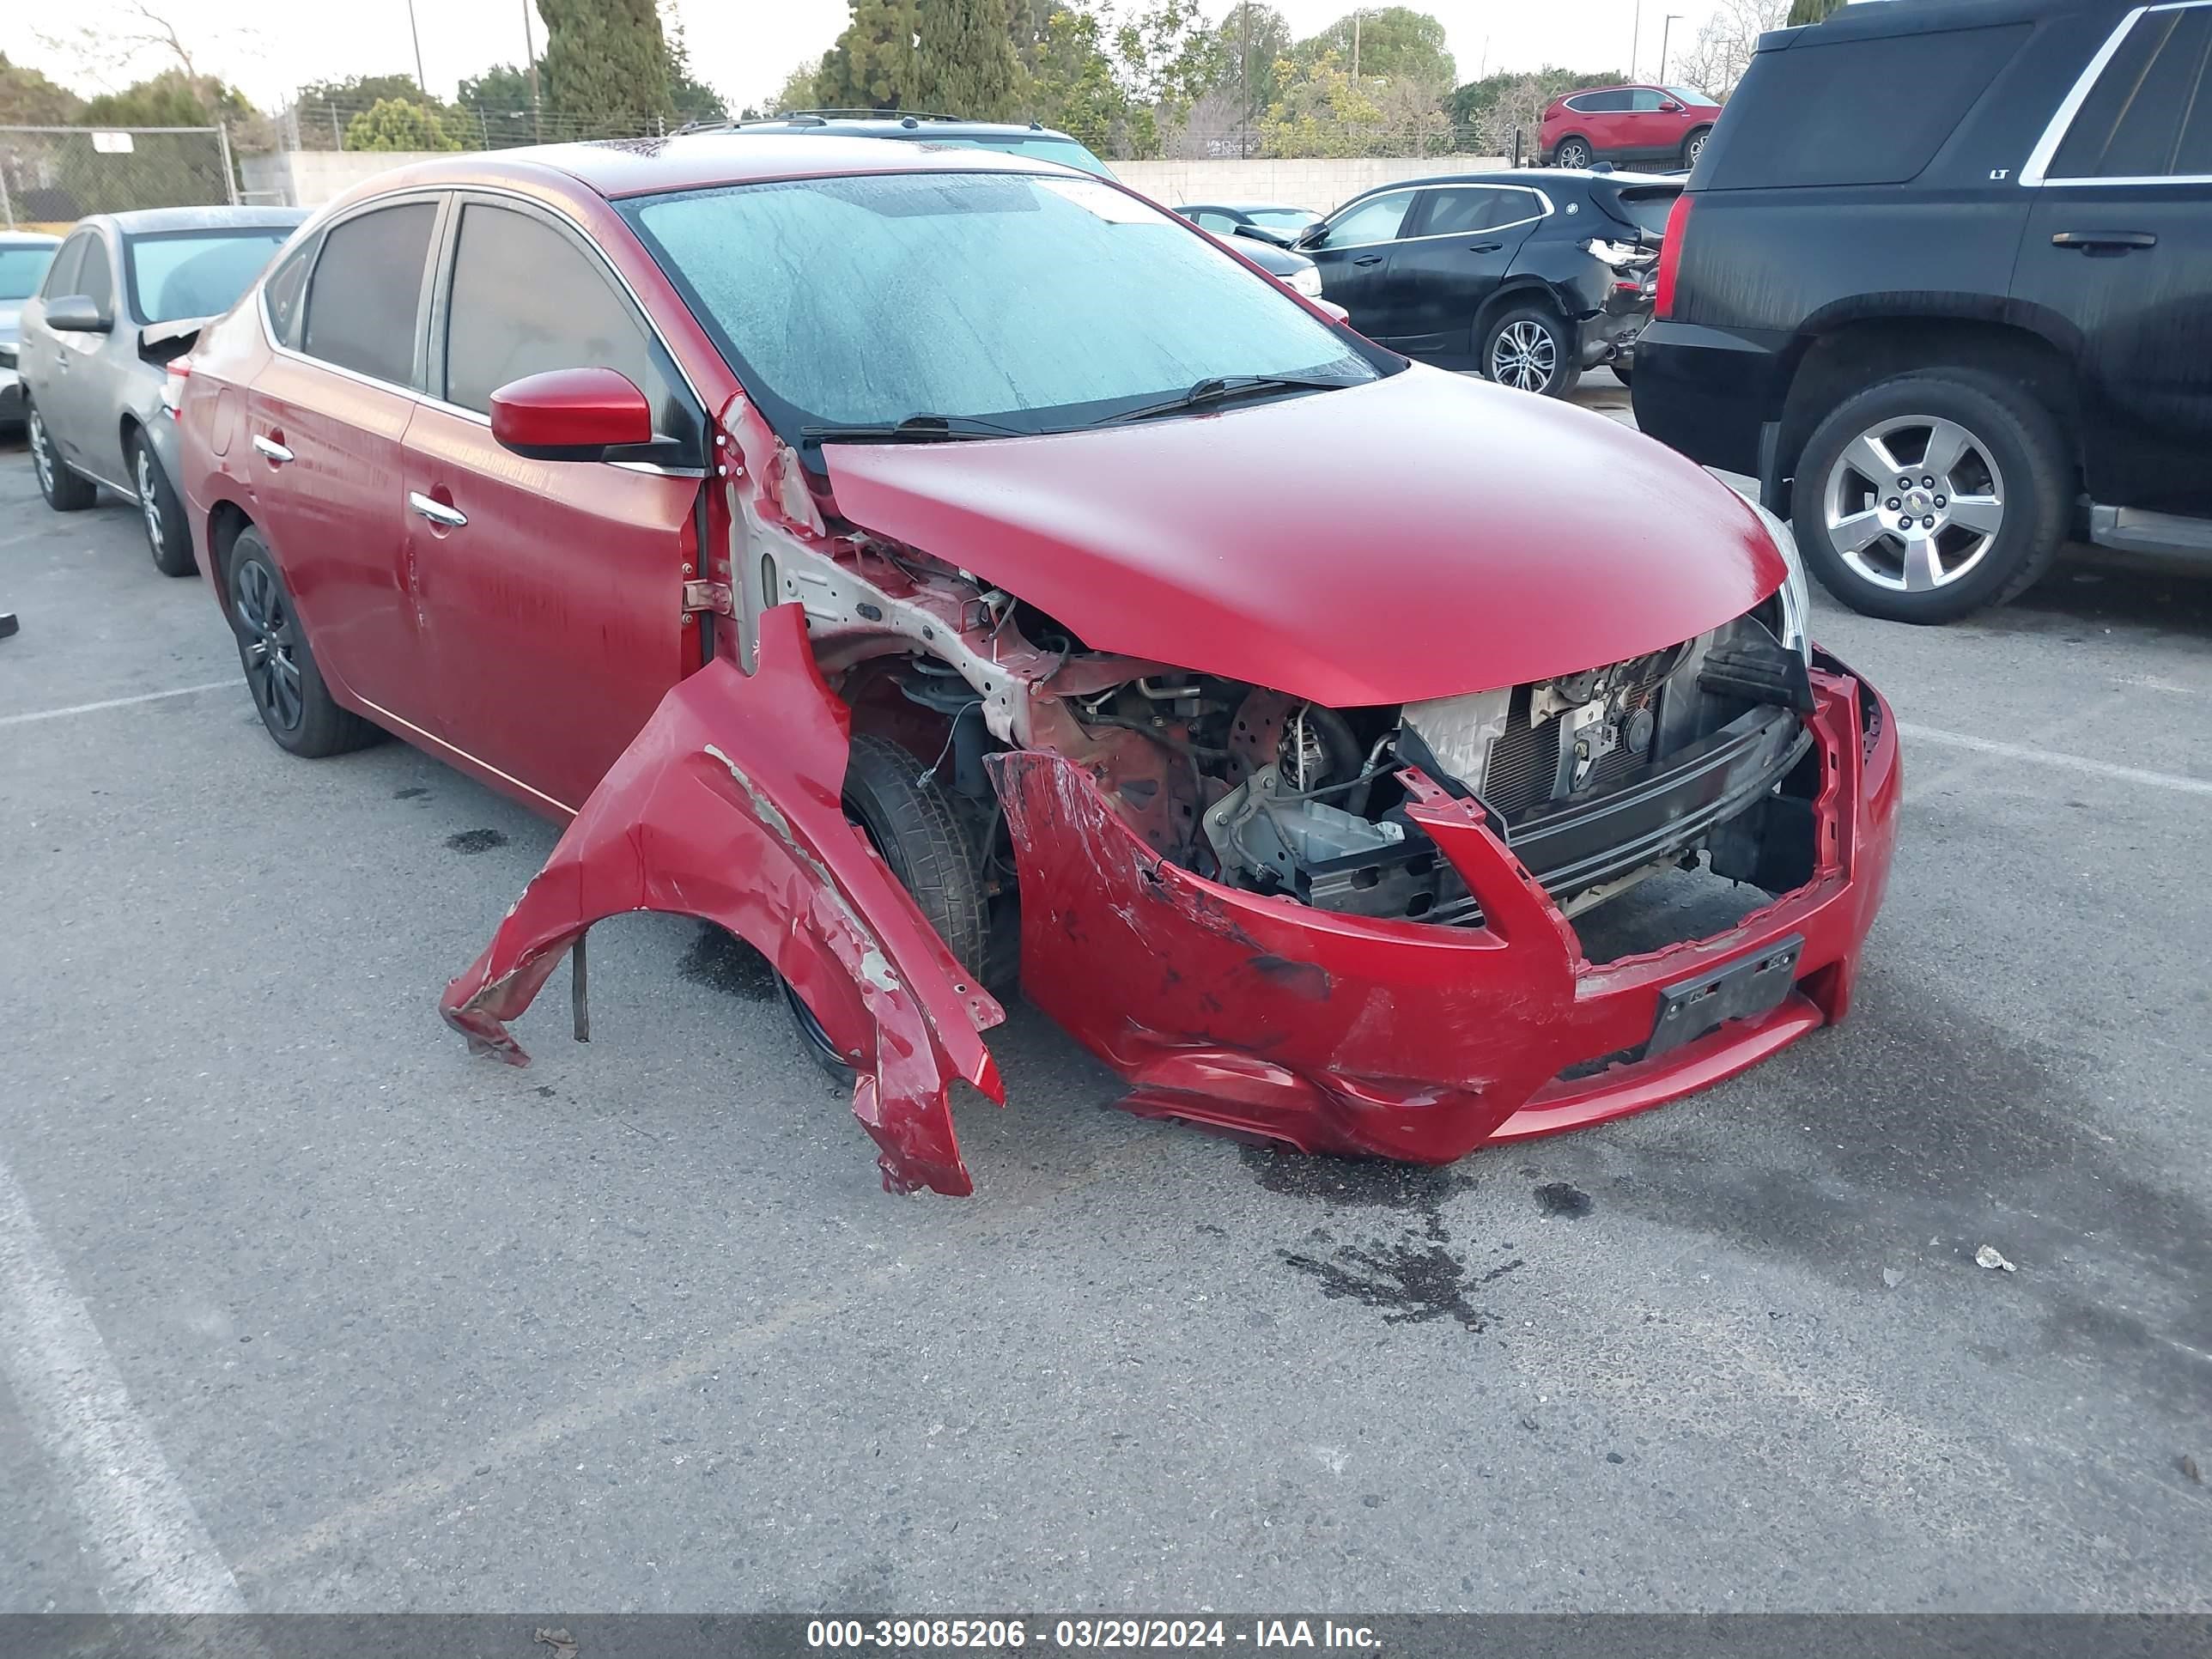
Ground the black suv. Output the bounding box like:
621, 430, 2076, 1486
1633, 0, 2212, 623
1291, 169, 1680, 395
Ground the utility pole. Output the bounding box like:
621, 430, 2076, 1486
407, 0, 428, 96
1238, 1, 1251, 159
1660, 13, 1684, 80
1630, 0, 1643, 79
1352, 9, 1362, 79
522, 0, 542, 143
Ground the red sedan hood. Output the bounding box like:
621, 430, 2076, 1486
820, 366, 1787, 708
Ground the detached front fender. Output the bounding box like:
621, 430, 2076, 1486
441, 603, 1006, 1196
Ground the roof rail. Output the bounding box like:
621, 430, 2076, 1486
782, 107, 967, 123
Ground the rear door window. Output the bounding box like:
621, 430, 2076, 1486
1710, 23, 2031, 187
301, 201, 439, 386
2048, 4, 2212, 179
1570, 90, 1632, 113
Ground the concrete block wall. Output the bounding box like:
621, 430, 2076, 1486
252, 149, 1509, 215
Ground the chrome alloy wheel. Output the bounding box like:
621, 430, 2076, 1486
1490, 319, 1559, 392
1822, 415, 2005, 593
29, 408, 55, 495
136, 445, 164, 558
232, 557, 305, 732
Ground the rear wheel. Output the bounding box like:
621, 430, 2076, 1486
28, 405, 97, 512
1554, 137, 1591, 169
1482, 305, 1574, 397
1792, 369, 2069, 624
783, 733, 990, 1076
131, 433, 194, 576
1610, 360, 1633, 387
226, 526, 380, 755
1683, 126, 1711, 167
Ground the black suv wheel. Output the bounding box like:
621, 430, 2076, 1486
1792, 369, 2069, 624
1482, 305, 1574, 397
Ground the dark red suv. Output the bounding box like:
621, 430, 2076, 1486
1540, 84, 1723, 170
174, 136, 1897, 1196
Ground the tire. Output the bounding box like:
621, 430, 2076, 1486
1791, 368, 2069, 624
27, 404, 97, 512
1610, 360, 1633, 388
1683, 126, 1711, 167
782, 732, 990, 1076
131, 432, 194, 576
1481, 304, 1575, 398
1554, 137, 1592, 169
224, 526, 380, 756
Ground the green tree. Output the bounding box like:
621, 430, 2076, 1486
456, 64, 539, 146
1023, 6, 1124, 149
344, 97, 465, 150
538, 0, 675, 130
0, 52, 83, 125
1786, 0, 1844, 21
298, 73, 430, 111
916, 0, 1021, 118
1258, 47, 1379, 157
814, 0, 921, 110
1215, 3, 1292, 118
1449, 65, 1617, 152
80, 69, 254, 128
1298, 7, 1453, 87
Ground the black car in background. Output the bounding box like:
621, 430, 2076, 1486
1175, 202, 1322, 237
1634, 0, 2212, 623
1287, 169, 1679, 395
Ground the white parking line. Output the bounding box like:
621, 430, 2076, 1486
1899, 722, 2212, 798
0, 681, 235, 729
0, 1156, 246, 1612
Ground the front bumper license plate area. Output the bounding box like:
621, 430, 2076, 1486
1642, 933, 1804, 1060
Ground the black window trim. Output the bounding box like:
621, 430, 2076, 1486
2021, 0, 2212, 186
72, 226, 117, 319
274, 190, 452, 396
258, 228, 324, 350
40, 227, 95, 302
420, 188, 708, 475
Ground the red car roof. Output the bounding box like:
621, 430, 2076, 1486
351, 133, 1072, 204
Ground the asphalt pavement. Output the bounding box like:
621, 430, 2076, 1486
2, 378, 2208, 1614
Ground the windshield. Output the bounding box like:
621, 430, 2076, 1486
629, 171, 1377, 435
908, 134, 1116, 178
0, 246, 54, 302
126, 229, 290, 324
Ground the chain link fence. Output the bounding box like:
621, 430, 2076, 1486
0, 126, 238, 229
281, 98, 681, 153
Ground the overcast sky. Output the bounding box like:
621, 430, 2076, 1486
18, 0, 1738, 118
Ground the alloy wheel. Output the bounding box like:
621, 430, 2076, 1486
29, 410, 54, 495
136, 447, 164, 559
1687, 131, 1706, 164
233, 558, 305, 731
1559, 141, 1589, 168
1490, 319, 1559, 392
1822, 415, 2006, 593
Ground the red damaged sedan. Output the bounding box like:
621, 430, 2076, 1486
175, 137, 1900, 1196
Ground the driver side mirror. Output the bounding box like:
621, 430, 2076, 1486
1659, 99, 1683, 112
1293, 221, 1326, 250
43, 295, 111, 334
489, 367, 653, 462
1232, 222, 1294, 250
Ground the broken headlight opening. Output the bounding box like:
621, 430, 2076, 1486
930, 605, 1822, 940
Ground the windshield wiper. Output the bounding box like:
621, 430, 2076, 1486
1091, 374, 1362, 428
800, 413, 1027, 444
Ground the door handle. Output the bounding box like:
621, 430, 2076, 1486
1468, 241, 1504, 252
409, 490, 466, 528
251, 434, 293, 464
2051, 230, 2156, 252
1352, 254, 1385, 266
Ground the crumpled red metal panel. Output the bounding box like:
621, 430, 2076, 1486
988, 667, 1898, 1164
441, 604, 1006, 1196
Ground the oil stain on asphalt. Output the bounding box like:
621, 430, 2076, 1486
445, 828, 507, 854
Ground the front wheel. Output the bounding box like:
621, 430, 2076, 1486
132, 434, 194, 576
783, 733, 990, 1076
1791, 368, 2069, 624
28, 404, 97, 512
226, 526, 381, 755
1482, 306, 1574, 397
